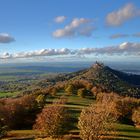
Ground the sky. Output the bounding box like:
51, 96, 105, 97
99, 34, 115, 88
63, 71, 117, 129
0, 0, 140, 63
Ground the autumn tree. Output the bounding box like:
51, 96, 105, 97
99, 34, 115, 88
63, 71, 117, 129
78, 96, 118, 140
51, 88, 57, 96
96, 92, 140, 124
132, 107, 140, 128
65, 84, 75, 95
35, 94, 46, 108
0, 94, 44, 129
77, 88, 86, 98
91, 86, 100, 97
33, 97, 69, 138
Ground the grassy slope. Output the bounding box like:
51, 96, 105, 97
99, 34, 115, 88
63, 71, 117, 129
3, 93, 140, 140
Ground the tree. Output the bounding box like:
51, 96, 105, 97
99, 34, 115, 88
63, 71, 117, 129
91, 86, 100, 97
0, 94, 44, 129
132, 107, 140, 128
65, 84, 74, 95
51, 88, 57, 96
78, 98, 117, 140
77, 88, 86, 98
33, 97, 68, 138
96, 93, 140, 124
35, 94, 46, 108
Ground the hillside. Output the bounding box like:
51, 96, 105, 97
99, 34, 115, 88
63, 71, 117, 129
67, 62, 140, 97
1, 62, 140, 98
36, 62, 140, 98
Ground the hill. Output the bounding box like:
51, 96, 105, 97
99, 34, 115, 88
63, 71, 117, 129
37, 62, 140, 98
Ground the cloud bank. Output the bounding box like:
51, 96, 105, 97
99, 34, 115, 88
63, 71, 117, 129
106, 3, 140, 26
1, 42, 140, 59
78, 42, 140, 55
0, 33, 15, 43
53, 18, 95, 38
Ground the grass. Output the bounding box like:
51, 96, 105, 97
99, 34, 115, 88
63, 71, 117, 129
115, 124, 140, 140
2, 93, 140, 140
0, 92, 20, 98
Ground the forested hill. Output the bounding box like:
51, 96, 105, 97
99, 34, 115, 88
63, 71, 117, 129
37, 62, 140, 98
70, 62, 140, 97
106, 67, 140, 86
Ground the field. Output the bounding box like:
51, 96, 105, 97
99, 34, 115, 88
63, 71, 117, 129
3, 93, 140, 140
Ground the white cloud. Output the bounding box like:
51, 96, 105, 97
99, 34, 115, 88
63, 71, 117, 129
53, 18, 95, 38
106, 3, 140, 26
78, 42, 140, 55
0, 48, 71, 59
0, 33, 15, 43
1, 42, 140, 59
1, 52, 11, 59
54, 16, 66, 23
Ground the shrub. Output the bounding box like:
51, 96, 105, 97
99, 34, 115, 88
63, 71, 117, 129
33, 97, 68, 138
132, 107, 140, 128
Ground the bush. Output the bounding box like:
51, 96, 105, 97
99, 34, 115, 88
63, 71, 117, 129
33, 97, 68, 138
132, 107, 140, 128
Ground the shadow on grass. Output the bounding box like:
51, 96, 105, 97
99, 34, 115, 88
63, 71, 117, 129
68, 108, 81, 114
103, 131, 140, 140
118, 128, 140, 133
118, 134, 140, 138
67, 102, 86, 106
65, 109, 81, 131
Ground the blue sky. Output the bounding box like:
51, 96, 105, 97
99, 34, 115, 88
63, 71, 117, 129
0, 0, 140, 62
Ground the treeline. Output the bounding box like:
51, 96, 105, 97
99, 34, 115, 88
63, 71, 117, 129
0, 94, 45, 137
0, 93, 69, 139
